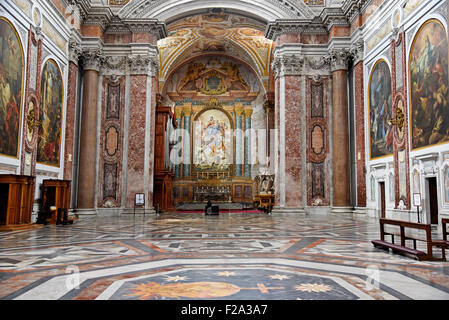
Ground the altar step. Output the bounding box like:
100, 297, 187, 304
176, 209, 265, 214
175, 202, 253, 211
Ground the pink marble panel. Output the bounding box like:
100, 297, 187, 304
126, 75, 147, 208
284, 76, 302, 207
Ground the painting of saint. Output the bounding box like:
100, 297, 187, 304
0, 17, 24, 158
369, 60, 393, 159
410, 19, 449, 150
193, 109, 232, 170
37, 59, 63, 166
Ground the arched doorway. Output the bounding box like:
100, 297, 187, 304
152, 12, 275, 211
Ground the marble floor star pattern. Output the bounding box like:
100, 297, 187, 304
0, 212, 449, 300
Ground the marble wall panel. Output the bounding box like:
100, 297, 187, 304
306, 77, 330, 206
126, 75, 147, 208
98, 76, 125, 208
284, 75, 302, 207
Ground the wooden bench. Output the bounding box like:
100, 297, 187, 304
372, 218, 446, 261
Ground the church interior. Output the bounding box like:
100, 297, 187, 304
1, 0, 449, 301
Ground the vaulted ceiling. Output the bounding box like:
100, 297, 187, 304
158, 13, 273, 90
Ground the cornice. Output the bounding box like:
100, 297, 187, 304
81, 6, 114, 31
265, 19, 327, 40
68, 0, 92, 20
122, 18, 168, 39
319, 7, 349, 31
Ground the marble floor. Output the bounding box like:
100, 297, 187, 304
0, 212, 449, 300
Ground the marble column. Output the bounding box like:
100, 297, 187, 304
244, 108, 253, 177
182, 104, 192, 177
77, 49, 103, 209
234, 105, 244, 176
174, 106, 183, 178
329, 49, 352, 212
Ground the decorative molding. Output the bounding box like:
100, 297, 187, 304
128, 54, 159, 76
272, 54, 304, 78
103, 55, 129, 74
326, 48, 350, 72
81, 48, 106, 72
306, 56, 331, 71
319, 7, 349, 30
68, 37, 82, 65
123, 18, 167, 39
350, 39, 364, 64
80, 6, 114, 31
265, 19, 327, 40
119, 0, 315, 20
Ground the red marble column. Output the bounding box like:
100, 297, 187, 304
354, 61, 366, 207
77, 58, 100, 209
63, 61, 79, 182
332, 68, 351, 209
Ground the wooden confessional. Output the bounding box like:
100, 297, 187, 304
153, 105, 175, 212
0, 174, 36, 231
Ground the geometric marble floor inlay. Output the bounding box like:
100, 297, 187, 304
1, 212, 449, 300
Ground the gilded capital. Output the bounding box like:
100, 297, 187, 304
234, 103, 244, 116
182, 103, 193, 117
244, 108, 253, 118
174, 106, 183, 119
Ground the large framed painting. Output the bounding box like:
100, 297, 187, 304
410, 19, 449, 150
37, 59, 63, 166
369, 59, 393, 159
0, 17, 24, 158
193, 109, 232, 171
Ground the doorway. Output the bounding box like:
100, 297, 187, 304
379, 182, 386, 218
427, 177, 439, 224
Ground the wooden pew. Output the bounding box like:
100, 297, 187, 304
372, 218, 446, 261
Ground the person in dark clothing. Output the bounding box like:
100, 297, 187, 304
205, 200, 212, 215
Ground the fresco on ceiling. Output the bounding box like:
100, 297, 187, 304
0, 17, 24, 158
410, 19, 449, 150
158, 14, 273, 81
193, 109, 232, 171
37, 59, 63, 166
369, 60, 393, 159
